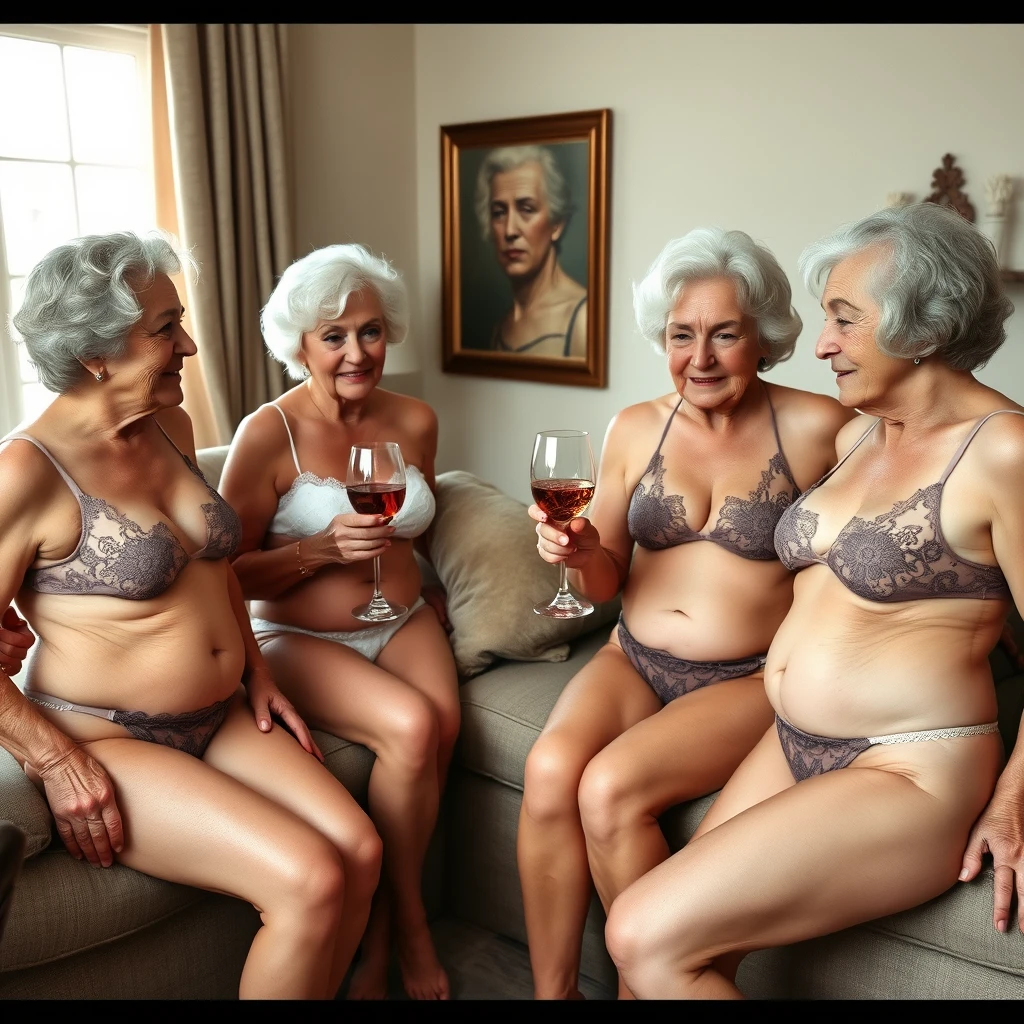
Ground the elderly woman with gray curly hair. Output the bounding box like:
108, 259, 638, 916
605, 202, 1024, 999
218, 243, 459, 1000
0, 231, 383, 999
517, 226, 854, 998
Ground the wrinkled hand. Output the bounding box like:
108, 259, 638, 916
528, 504, 602, 569
245, 668, 323, 762
422, 584, 452, 634
0, 605, 35, 678
315, 512, 395, 566
960, 785, 1024, 933
37, 746, 124, 868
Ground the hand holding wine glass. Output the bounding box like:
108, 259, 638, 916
530, 430, 596, 618
346, 442, 407, 622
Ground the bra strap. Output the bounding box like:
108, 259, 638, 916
3, 433, 84, 496
653, 396, 685, 457
270, 403, 302, 474
812, 417, 880, 489
940, 409, 1024, 484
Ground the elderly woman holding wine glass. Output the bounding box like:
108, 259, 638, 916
219, 243, 459, 1001
517, 227, 855, 999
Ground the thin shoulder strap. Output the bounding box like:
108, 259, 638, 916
270, 403, 301, 474
3, 433, 84, 496
562, 295, 588, 357
653, 396, 686, 457
940, 409, 1024, 484
762, 385, 800, 490
153, 420, 202, 475
814, 417, 880, 488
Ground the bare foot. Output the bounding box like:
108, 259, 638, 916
396, 920, 450, 1000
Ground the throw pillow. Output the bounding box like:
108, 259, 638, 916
427, 470, 620, 678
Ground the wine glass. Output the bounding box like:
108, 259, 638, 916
531, 429, 597, 618
346, 442, 408, 623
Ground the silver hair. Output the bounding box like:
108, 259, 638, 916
798, 203, 1014, 371
632, 227, 802, 369
474, 145, 573, 242
261, 243, 410, 381
11, 231, 194, 394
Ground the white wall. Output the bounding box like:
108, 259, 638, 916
412, 24, 1024, 503
288, 25, 1024, 504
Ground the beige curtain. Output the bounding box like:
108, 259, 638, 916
154, 23, 293, 446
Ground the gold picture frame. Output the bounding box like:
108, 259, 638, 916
440, 108, 611, 387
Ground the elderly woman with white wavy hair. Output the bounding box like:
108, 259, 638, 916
219, 243, 459, 1000
517, 227, 854, 998
476, 144, 588, 356
604, 202, 1024, 999
0, 231, 383, 999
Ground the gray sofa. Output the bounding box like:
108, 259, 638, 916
1, 450, 1023, 999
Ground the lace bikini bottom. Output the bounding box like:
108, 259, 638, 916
775, 714, 1001, 782
23, 691, 236, 759
616, 614, 768, 705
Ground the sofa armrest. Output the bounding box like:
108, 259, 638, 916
0, 748, 52, 859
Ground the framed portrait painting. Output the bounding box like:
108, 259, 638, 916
440, 108, 611, 388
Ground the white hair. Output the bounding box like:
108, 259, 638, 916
11, 231, 195, 394
799, 203, 1013, 371
474, 145, 573, 242
261, 244, 409, 380
632, 228, 802, 370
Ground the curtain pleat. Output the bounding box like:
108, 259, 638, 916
160, 23, 293, 445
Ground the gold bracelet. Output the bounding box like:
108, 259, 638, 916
296, 539, 310, 577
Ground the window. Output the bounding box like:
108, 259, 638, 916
0, 23, 153, 432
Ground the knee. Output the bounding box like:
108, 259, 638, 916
605, 890, 659, 988
382, 693, 439, 775
280, 836, 347, 927
577, 756, 638, 845
343, 821, 383, 904
521, 734, 586, 825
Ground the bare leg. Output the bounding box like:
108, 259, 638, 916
517, 642, 661, 999
72, 701, 371, 998
259, 624, 449, 999
578, 673, 773, 997
605, 726, 1003, 998
372, 605, 461, 999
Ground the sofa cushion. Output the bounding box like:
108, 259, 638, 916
196, 445, 230, 490
428, 471, 620, 678
0, 748, 52, 859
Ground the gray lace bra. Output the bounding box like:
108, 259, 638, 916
9, 427, 241, 601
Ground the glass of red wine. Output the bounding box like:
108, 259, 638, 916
531, 429, 596, 619
346, 441, 407, 623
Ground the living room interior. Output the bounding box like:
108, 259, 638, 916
1, 22, 1024, 1000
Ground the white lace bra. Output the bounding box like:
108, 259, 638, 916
266, 403, 436, 540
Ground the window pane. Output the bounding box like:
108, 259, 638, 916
75, 165, 153, 236
0, 160, 77, 276
64, 46, 143, 166
20, 379, 57, 420
0, 36, 70, 161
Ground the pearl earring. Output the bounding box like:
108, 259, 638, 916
95, 370, 105, 381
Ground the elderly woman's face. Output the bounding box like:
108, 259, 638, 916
106, 272, 195, 408
665, 277, 765, 409
489, 161, 563, 280
815, 245, 908, 408
299, 287, 387, 400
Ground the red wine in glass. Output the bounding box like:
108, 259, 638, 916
530, 430, 597, 619
347, 482, 407, 522
345, 442, 408, 622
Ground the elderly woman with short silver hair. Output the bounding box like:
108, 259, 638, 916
605, 202, 1024, 999
518, 227, 854, 999
220, 243, 458, 1000
0, 231, 383, 999
475, 144, 588, 356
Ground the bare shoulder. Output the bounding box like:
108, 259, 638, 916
0, 434, 62, 519
766, 382, 856, 442
973, 406, 1024, 481
225, 402, 291, 465
604, 394, 675, 465
377, 389, 438, 438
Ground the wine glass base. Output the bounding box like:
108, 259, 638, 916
533, 594, 594, 619
352, 598, 408, 624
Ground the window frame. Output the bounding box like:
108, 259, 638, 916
0, 22, 151, 432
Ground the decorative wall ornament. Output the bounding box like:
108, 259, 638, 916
923, 153, 975, 222
983, 174, 1014, 269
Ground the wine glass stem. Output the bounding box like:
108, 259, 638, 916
557, 559, 570, 597
372, 554, 383, 599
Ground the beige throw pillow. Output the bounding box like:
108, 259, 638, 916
427, 470, 620, 678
